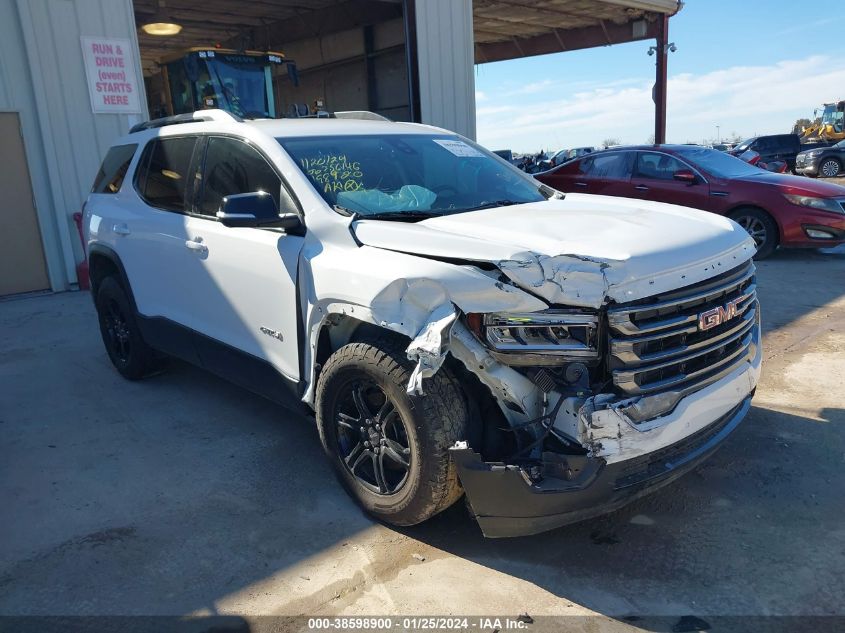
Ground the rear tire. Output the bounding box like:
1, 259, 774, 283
95, 276, 156, 380
820, 158, 842, 178
315, 336, 468, 527
729, 207, 778, 260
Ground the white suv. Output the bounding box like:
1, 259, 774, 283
84, 110, 761, 537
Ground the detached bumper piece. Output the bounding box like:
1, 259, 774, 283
451, 396, 751, 538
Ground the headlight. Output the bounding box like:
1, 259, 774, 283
468, 311, 599, 366
783, 194, 845, 214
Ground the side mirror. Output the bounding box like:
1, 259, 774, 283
217, 191, 302, 231
673, 169, 697, 184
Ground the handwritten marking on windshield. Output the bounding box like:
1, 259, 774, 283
300, 155, 364, 193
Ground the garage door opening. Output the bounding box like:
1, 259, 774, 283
134, 0, 414, 122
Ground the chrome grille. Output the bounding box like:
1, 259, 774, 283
608, 260, 758, 396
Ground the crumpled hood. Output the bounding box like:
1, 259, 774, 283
353, 193, 756, 308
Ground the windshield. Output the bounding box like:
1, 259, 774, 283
824, 109, 844, 133
167, 53, 272, 118
279, 134, 546, 217
674, 147, 763, 178
733, 138, 755, 152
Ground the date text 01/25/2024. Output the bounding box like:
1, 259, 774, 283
307, 616, 531, 630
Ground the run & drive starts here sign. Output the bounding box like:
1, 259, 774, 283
80, 36, 142, 114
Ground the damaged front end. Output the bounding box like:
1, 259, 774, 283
405, 260, 761, 537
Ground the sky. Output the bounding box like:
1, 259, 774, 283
473, 0, 845, 153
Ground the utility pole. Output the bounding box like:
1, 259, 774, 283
649, 15, 675, 145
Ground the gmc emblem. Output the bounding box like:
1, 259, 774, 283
698, 297, 743, 331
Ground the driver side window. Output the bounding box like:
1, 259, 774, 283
197, 137, 286, 217
635, 152, 686, 181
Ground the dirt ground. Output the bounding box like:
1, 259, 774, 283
1, 246, 844, 631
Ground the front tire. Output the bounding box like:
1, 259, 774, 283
95, 276, 156, 380
315, 337, 468, 527
730, 207, 778, 260
820, 158, 842, 178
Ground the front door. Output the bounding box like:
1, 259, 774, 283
182, 135, 304, 382
628, 151, 712, 211
0, 113, 50, 295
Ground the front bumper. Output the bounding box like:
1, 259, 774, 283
453, 396, 751, 538
795, 156, 820, 175
780, 206, 845, 247
452, 328, 762, 538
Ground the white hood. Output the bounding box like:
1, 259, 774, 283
353, 193, 756, 308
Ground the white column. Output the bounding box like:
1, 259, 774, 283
415, 0, 476, 139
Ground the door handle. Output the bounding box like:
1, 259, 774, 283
634, 185, 649, 191
113, 223, 130, 236
185, 237, 208, 254
574, 181, 588, 187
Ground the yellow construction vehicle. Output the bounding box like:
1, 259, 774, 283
800, 101, 845, 143
147, 47, 289, 119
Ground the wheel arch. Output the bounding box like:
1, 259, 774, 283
87, 244, 137, 311
312, 313, 411, 385
726, 204, 782, 246
309, 310, 503, 458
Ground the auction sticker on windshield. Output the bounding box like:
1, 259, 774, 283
433, 139, 485, 157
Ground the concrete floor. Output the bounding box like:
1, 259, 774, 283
1, 246, 844, 629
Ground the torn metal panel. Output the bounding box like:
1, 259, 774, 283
497, 252, 610, 308
406, 304, 457, 395
449, 321, 543, 424
298, 243, 547, 405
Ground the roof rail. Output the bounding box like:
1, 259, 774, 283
333, 111, 391, 122
129, 109, 242, 134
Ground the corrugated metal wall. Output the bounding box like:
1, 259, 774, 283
415, 0, 476, 139
0, 0, 146, 291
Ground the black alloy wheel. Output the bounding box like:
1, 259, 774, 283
102, 297, 132, 363
333, 379, 412, 495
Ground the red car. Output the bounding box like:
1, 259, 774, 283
535, 145, 845, 258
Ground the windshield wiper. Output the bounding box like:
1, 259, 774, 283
356, 210, 443, 222
335, 205, 444, 222
462, 199, 525, 212
334, 204, 359, 217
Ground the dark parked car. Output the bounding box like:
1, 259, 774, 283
535, 144, 845, 258
729, 134, 829, 172
795, 140, 845, 178
539, 146, 596, 171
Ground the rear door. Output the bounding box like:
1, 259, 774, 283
124, 134, 203, 331
628, 151, 712, 210
581, 151, 635, 195
542, 151, 633, 195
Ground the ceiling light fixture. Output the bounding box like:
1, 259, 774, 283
141, 0, 182, 36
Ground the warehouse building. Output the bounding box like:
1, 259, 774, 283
0, 0, 680, 296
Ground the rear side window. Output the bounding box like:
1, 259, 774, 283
92, 144, 137, 194
580, 152, 633, 179
136, 137, 199, 212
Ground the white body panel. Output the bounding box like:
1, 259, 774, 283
85, 113, 760, 470
179, 216, 302, 380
